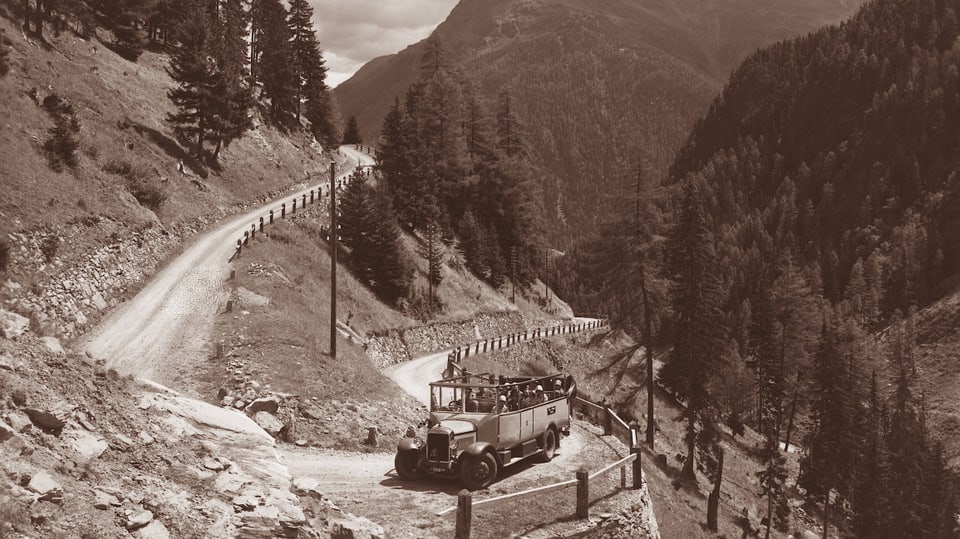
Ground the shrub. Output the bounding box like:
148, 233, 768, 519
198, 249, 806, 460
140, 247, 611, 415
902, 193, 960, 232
0, 239, 8, 273
0, 31, 10, 77
42, 95, 81, 172
103, 158, 167, 212
127, 178, 167, 212
39, 235, 59, 263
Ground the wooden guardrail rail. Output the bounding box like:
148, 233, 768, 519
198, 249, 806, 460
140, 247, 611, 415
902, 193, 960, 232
438, 395, 641, 539
443, 319, 609, 378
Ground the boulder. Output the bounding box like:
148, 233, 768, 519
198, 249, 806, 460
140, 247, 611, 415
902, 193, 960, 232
254, 411, 284, 437
0, 354, 15, 371
93, 489, 121, 510
138, 431, 155, 445
7, 411, 32, 433
203, 456, 231, 472
0, 420, 17, 443
0, 310, 29, 339
290, 477, 322, 499
40, 336, 65, 355
23, 402, 73, 434
232, 494, 258, 511
63, 428, 108, 459
329, 516, 385, 539
27, 471, 63, 504
126, 510, 154, 531
138, 519, 171, 539
299, 404, 322, 420
246, 396, 279, 415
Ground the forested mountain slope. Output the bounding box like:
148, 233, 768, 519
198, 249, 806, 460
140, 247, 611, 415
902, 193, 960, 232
663, 0, 960, 480
335, 0, 863, 245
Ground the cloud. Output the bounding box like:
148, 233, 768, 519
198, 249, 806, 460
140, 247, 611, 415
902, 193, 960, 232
309, 0, 459, 88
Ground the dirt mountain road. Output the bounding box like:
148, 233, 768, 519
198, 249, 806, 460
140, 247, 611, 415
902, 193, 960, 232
81, 146, 372, 389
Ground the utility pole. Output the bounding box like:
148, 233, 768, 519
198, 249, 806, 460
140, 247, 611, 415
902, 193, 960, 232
329, 161, 337, 359
544, 248, 549, 301
510, 245, 517, 303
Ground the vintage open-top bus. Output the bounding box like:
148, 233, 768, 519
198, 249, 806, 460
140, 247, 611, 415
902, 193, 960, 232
395, 372, 576, 490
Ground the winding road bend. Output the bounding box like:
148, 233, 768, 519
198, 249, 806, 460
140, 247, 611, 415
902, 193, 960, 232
81, 146, 374, 387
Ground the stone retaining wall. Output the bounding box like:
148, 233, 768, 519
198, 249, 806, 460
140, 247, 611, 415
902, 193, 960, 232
367, 311, 534, 369
4, 181, 316, 339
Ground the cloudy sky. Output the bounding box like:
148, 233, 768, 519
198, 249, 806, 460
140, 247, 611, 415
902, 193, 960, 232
309, 0, 459, 88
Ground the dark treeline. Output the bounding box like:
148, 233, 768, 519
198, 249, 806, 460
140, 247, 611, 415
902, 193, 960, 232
559, 0, 960, 535
18, 0, 340, 164
376, 37, 546, 295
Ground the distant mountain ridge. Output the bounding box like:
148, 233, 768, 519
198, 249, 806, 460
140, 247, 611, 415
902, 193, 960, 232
335, 0, 864, 245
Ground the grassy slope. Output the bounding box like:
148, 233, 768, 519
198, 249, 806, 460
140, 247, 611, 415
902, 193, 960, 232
0, 11, 334, 282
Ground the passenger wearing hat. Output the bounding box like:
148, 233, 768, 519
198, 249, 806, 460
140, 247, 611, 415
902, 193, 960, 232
496, 394, 510, 414
534, 384, 548, 404
550, 378, 563, 399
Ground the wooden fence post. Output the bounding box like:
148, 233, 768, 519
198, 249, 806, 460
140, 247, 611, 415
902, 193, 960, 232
455, 490, 472, 539
292, 198, 297, 213
236, 239, 242, 257
602, 401, 612, 436
631, 422, 642, 489
243, 231, 249, 246
216, 342, 223, 359
226, 300, 233, 313
310, 189, 314, 203
302, 194, 306, 208
250, 224, 256, 240
259, 217, 264, 232
229, 269, 235, 280
269, 210, 274, 224
576, 468, 589, 519
281, 203, 286, 218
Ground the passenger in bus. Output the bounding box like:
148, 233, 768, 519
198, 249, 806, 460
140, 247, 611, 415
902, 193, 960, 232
496, 394, 510, 414
549, 378, 563, 399
534, 385, 548, 404
508, 386, 520, 411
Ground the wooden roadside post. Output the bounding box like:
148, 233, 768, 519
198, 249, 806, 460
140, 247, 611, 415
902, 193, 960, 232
602, 401, 612, 436
259, 217, 264, 232
455, 490, 472, 539
631, 422, 642, 489
281, 203, 286, 219
576, 468, 589, 519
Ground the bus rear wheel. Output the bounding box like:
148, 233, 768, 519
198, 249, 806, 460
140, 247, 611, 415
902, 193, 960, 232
537, 428, 557, 462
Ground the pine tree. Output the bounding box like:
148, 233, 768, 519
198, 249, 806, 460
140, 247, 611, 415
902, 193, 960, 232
338, 172, 378, 285
208, 0, 252, 162
342, 115, 362, 144
458, 209, 488, 278
801, 315, 859, 536
660, 178, 725, 484
420, 218, 444, 310
369, 187, 413, 303
287, 0, 315, 123
303, 47, 335, 146
166, 0, 220, 160
255, 0, 296, 124
854, 371, 888, 538
497, 88, 524, 158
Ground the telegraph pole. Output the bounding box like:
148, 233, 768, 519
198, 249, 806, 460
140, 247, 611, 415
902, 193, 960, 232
510, 245, 517, 303
329, 161, 337, 359
544, 248, 549, 301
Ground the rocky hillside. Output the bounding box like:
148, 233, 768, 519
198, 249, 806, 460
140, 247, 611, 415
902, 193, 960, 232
335, 0, 864, 245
